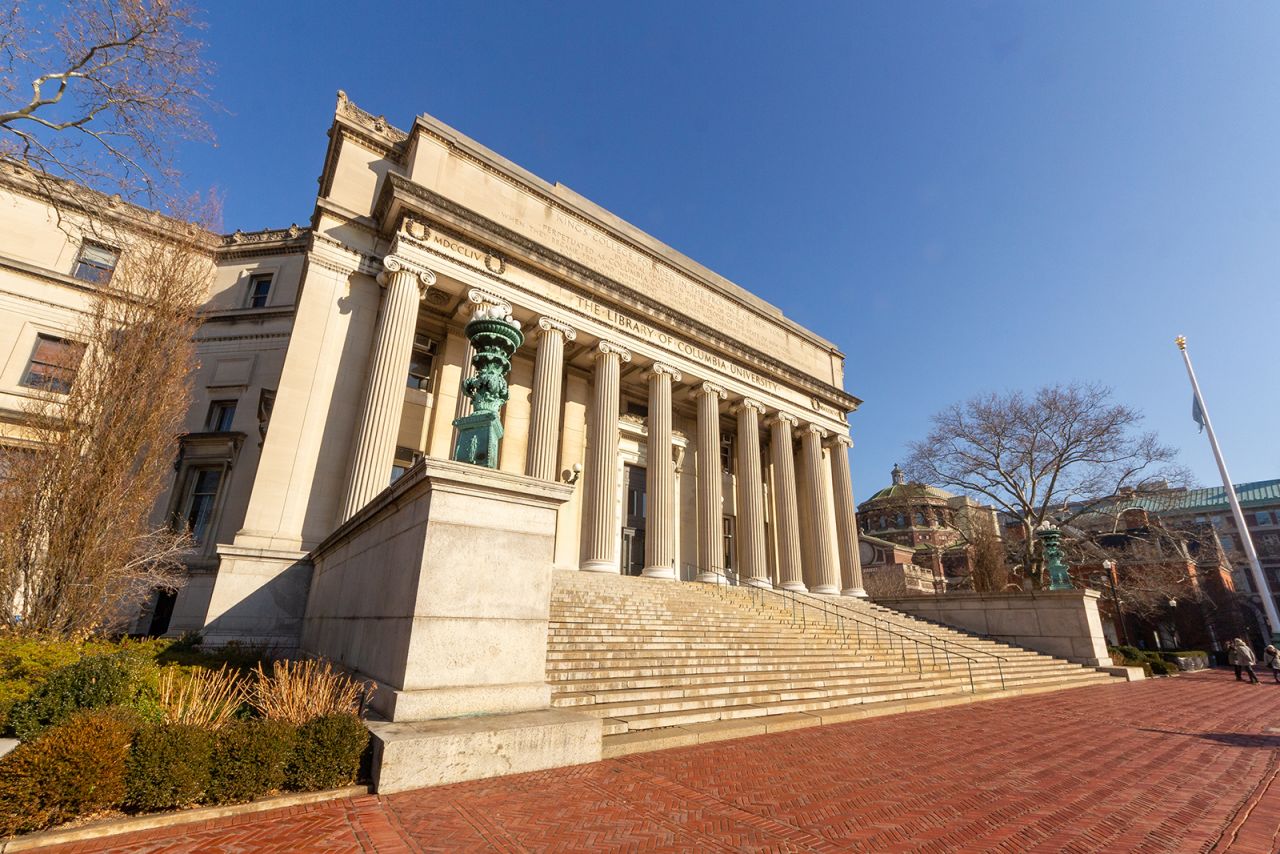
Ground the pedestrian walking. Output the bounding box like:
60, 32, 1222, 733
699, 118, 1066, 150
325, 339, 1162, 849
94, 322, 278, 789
1232, 638, 1260, 684
1264, 644, 1280, 683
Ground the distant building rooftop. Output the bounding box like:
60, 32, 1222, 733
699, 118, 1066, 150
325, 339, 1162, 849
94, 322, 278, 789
1124, 480, 1280, 514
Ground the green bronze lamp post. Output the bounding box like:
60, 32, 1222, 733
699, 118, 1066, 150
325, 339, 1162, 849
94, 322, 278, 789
1037, 525, 1074, 591
452, 304, 524, 468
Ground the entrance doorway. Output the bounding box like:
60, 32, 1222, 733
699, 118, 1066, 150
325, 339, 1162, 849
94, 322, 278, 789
622, 464, 647, 576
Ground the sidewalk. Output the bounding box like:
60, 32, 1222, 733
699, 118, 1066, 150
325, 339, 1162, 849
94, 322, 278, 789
44, 668, 1280, 853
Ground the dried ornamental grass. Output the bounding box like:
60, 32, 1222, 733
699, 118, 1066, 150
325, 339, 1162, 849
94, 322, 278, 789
250, 659, 362, 725
157, 666, 244, 730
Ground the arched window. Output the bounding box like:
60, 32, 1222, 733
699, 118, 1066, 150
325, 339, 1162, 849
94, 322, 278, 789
895, 513, 906, 528
913, 512, 926, 527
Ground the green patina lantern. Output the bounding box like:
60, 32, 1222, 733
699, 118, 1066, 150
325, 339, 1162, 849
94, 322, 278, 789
1037, 525, 1074, 591
452, 304, 524, 467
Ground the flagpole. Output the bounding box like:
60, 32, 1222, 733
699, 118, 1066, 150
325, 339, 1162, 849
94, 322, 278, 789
1176, 335, 1279, 638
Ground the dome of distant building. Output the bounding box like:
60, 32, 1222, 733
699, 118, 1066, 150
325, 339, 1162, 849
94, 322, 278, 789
863, 464, 956, 505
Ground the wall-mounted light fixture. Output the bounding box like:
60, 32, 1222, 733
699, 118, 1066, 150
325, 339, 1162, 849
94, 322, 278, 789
564, 462, 582, 486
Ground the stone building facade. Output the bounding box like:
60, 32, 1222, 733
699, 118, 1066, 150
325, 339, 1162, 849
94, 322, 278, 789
0, 94, 868, 646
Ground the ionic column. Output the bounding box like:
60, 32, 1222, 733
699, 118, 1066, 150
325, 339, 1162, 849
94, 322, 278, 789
342, 256, 435, 521
526, 318, 576, 480
799, 424, 839, 594
829, 434, 867, 597
767, 414, 805, 591
580, 341, 631, 572
734, 398, 769, 588
692, 382, 727, 583
642, 363, 681, 579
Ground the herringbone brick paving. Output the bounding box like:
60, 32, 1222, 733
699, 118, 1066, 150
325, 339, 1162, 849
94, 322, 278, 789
46, 670, 1280, 853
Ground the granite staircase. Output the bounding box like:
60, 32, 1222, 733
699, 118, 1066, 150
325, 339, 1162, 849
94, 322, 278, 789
547, 570, 1120, 757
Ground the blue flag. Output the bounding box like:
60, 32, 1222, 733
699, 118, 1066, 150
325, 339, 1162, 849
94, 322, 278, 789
1192, 395, 1205, 433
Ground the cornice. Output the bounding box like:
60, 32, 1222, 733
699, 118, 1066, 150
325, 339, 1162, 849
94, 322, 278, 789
375, 178, 861, 413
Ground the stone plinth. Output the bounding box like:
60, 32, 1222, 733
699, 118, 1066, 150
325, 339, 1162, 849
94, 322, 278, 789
874, 590, 1111, 667
369, 709, 601, 793
201, 545, 313, 650
301, 458, 573, 720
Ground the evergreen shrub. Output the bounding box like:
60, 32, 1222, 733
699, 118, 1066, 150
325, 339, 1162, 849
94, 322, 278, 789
0, 708, 134, 836
125, 723, 214, 811
286, 713, 368, 791
206, 719, 297, 805
8, 651, 158, 740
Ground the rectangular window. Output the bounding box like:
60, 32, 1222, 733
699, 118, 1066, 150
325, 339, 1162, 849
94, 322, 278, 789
1256, 512, 1272, 527
182, 467, 222, 545
72, 242, 119, 284
722, 516, 735, 571
205, 400, 237, 432
407, 334, 436, 391
625, 401, 649, 418
21, 334, 86, 393
720, 434, 734, 474
390, 445, 422, 484
245, 273, 273, 308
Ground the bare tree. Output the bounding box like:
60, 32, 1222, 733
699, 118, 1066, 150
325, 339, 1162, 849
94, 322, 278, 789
905, 383, 1186, 587
0, 217, 214, 638
0, 0, 211, 206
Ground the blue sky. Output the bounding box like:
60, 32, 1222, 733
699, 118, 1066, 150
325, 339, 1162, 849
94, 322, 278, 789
181, 1, 1280, 497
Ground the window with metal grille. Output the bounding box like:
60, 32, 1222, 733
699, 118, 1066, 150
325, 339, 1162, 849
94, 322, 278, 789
182, 467, 222, 545
407, 334, 436, 391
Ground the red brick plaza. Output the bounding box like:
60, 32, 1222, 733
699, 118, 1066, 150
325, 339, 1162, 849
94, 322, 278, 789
51, 669, 1280, 853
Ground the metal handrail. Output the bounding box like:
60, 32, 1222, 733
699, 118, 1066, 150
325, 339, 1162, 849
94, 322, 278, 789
681, 564, 1005, 693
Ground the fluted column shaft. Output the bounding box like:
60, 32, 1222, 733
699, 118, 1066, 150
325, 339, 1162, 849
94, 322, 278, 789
800, 424, 839, 594
693, 382, 727, 583
526, 318, 575, 480
735, 399, 769, 588
581, 341, 630, 572
643, 364, 681, 579
768, 414, 805, 592
342, 259, 434, 521
829, 435, 867, 597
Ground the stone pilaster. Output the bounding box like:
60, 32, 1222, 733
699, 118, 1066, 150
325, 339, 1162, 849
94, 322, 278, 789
643, 363, 681, 579
829, 434, 867, 597
341, 256, 435, 522
580, 341, 630, 572
767, 413, 805, 592
525, 318, 576, 480
799, 424, 839, 594
734, 398, 769, 588
693, 382, 728, 583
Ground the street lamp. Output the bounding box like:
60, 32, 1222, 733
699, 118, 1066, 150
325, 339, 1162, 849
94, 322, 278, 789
1103, 559, 1130, 645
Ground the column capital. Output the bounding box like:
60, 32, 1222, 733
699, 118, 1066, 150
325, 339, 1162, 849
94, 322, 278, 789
690, 381, 727, 401
536, 316, 578, 341
647, 362, 682, 382
801, 423, 829, 440
467, 287, 512, 316
765, 412, 799, 428
596, 340, 632, 362
377, 254, 436, 293
827, 433, 853, 449
732, 397, 767, 416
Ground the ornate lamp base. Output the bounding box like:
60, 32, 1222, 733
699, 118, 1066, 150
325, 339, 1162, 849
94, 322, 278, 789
453, 411, 504, 468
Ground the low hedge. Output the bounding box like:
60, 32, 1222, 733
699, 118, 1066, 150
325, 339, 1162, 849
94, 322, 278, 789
126, 723, 216, 811
0, 709, 135, 836
286, 713, 368, 791
207, 719, 297, 805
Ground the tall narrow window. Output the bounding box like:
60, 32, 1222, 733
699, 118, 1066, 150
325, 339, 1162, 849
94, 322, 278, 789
205, 400, 237, 432
722, 516, 736, 570
720, 434, 734, 474
21, 334, 86, 393
246, 273, 273, 308
407, 334, 436, 391
182, 467, 223, 545
72, 242, 119, 284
